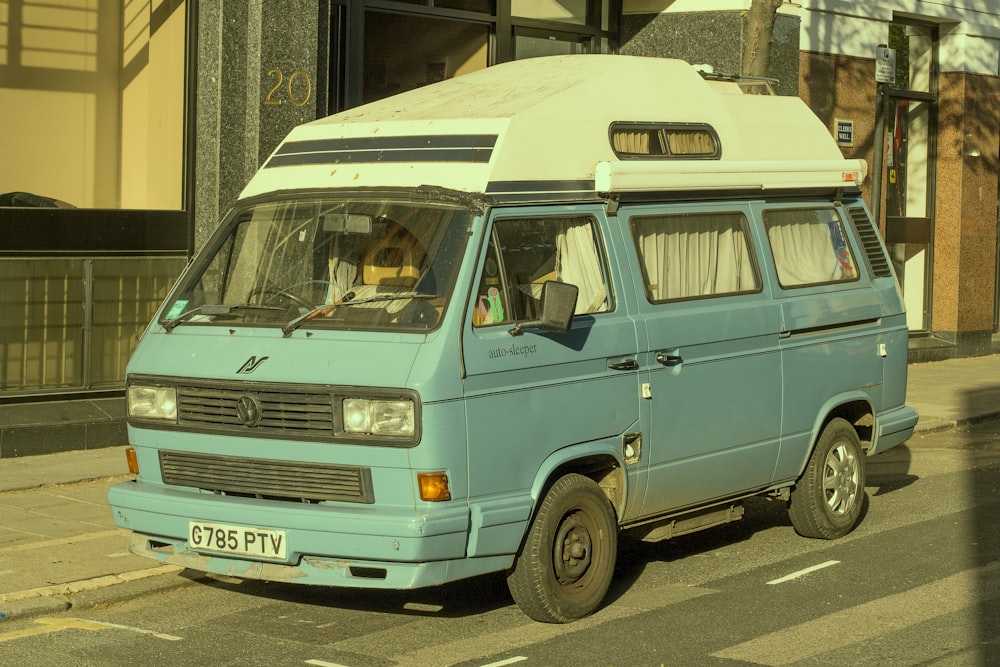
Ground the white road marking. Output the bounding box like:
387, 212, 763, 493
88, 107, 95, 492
389, 603, 640, 666
330, 583, 715, 666
65, 617, 182, 641
0, 617, 181, 643
479, 657, 528, 667
402, 602, 444, 613
304, 660, 351, 667
766, 560, 840, 584
714, 562, 1000, 665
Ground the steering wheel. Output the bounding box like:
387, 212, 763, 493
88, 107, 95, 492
249, 281, 326, 309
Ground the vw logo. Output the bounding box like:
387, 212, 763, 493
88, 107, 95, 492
235, 394, 262, 427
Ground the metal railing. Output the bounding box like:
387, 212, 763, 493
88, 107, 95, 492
0, 256, 186, 397
0, 206, 190, 400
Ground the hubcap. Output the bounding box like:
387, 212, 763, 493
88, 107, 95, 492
553, 512, 593, 585
823, 442, 859, 516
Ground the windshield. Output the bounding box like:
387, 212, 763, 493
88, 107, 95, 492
161, 195, 473, 332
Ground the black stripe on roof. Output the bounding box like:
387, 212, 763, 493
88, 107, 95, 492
485, 179, 596, 194
265, 134, 498, 168
274, 134, 498, 154
267, 148, 493, 167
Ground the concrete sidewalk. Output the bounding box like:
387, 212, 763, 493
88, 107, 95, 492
0, 447, 185, 621
1, 354, 999, 622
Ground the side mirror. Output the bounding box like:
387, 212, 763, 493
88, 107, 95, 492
509, 280, 578, 337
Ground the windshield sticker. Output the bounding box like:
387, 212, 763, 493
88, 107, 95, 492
165, 300, 188, 320
487, 287, 504, 322
488, 343, 537, 360
473, 295, 491, 326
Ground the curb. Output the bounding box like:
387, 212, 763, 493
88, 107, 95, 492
911, 411, 1000, 437
911, 417, 955, 436
0, 565, 182, 623
0, 473, 133, 495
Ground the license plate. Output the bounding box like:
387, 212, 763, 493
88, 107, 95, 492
188, 521, 287, 560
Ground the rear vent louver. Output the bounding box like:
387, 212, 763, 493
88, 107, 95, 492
846, 206, 893, 278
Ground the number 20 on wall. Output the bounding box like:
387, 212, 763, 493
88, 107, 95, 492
265, 68, 312, 106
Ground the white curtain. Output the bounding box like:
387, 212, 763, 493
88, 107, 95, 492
326, 236, 360, 303
767, 216, 855, 286
633, 214, 756, 301
555, 220, 608, 313
663, 130, 715, 156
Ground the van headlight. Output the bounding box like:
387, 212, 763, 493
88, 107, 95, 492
128, 385, 178, 422
341, 397, 415, 437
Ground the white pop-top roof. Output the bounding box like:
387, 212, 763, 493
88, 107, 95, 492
240, 55, 865, 201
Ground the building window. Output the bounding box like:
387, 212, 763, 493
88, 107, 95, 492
329, 1, 618, 111
0, 1, 190, 398
0, 0, 188, 210
512, 0, 588, 25
512, 26, 591, 59
363, 10, 489, 104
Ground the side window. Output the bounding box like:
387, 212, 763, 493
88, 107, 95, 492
473, 216, 609, 327
763, 207, 859, 288
630, 211, 760, 302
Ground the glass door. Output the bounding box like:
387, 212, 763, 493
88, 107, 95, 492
883, 22, 938, 333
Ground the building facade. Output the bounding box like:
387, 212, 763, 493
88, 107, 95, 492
1, 1, 998, 446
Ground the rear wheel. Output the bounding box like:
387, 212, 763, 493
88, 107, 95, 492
788, 417, 866, 539
507, 473, 617, 623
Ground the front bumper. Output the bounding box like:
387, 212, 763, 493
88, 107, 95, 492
109, 480, 510, 589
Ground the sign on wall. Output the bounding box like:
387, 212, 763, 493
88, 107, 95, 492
875, 45, 896, 84
836, 119, 854, 147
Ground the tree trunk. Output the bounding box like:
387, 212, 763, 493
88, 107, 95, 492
742, 0, 784, 77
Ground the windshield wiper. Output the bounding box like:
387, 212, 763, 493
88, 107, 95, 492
338, 292, 436, 306
281, 291, 357, 337
281, 291, 436, 337
163, 303, 283, 332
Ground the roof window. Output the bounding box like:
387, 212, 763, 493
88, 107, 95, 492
610, 123, 720, 160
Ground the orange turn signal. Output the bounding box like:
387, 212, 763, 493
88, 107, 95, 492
417, 472, 451, 502
125, 446, 139, 475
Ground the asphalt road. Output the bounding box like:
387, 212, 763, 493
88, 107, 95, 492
2, 420, 999, 666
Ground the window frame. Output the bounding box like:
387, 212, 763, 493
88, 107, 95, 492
762, 205, 862, 291
472, 212, 615, 328
629, 208, 763, 304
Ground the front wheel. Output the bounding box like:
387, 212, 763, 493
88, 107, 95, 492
506, 473, 617, 623
788, 417, 866, 539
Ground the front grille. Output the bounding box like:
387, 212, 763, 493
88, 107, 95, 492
159, 450, 374, 503
177, 385, 335, 439
128, 376, 420, 447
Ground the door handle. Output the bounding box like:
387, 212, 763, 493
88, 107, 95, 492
655, 352, 683, 366
608, 358, 638, 371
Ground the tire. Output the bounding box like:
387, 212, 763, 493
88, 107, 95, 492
788, 417, 866, 539
506, 473, 617, 623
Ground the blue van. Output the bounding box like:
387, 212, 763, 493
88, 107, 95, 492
108, 55, 918, 623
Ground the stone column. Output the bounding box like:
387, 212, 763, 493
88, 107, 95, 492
193, 0, 320, 252
931, 71, 1000, 356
